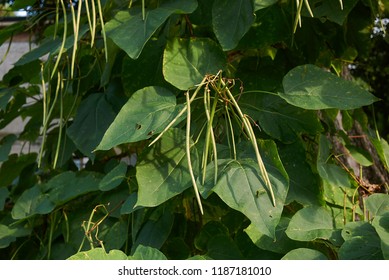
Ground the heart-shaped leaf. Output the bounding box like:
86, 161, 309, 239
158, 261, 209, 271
96, 86, 180, 151
281, 64, 379, 110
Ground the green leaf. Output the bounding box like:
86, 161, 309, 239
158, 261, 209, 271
121, 40, 169, 95
254, 0, 278, 11
372, 213, 389, 259
0, 134, 17, 162
195, 221, 229, 251
67, 248, 128, 260
132, 208, 174, 253
120, 193, 143, 214
11, 185, 55, 219
365, 194, 389, 217
0, 153, 37, 187
15, 25, 89, 66
240, 91, 322, 143
99, 161, 127, 191
281, 64, 379, 110
97, 86, 179, 151
278, 142, 321, 206
339, 221, 383, 259
0, 224, 31, 249
67, 93, 117, 160
245, 217, 305, 254
0, 88, 14, 111
135, 128, 198, 207
282, 248, 328, 260
212, 0, 255, 50
201, 140, 289, 239
130, 244, 167, 260
163, 38, 226, 90
285, 206, 334, 241
206, 234, 243, 259
106, 0, 198, 59
98, 220, 128, 251
12, 171, 101, 219
306, 0, 359, 25
0, 187, 9, 211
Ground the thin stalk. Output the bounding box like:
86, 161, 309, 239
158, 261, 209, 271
243, 115, 276, 206
54, 0, 60, 39
221, 79, 276, 206
149, 77, 208, 147
51, 0, 67, 79
0, 35, 13, 65
96, 0, 108, 61
71, 0, 83, 79
53, 73, 64, 168
38, 65, 47, 168
186, 91, 204, 215
225, 104, 236, 160
202, 88, 218, 185
304, 0, 314, 17
142, 0, 146, 20
294, 0, 304, 33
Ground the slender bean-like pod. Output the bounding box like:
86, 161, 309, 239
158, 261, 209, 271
294, 0, 304, 33
339, 0, 343, 10
51, 0, 67, 79
242, 115, 276, 207
201, 87, 218, 185
96, 0, 108, 61
54, 0, 59, 39
225, 104, 237, 160
304, 0, 314, 17
186, 91, 204, 215
142, 0, 146, 21
221, 79, 276, 207
53, 73, 64, 168
148, 77, 208, 147
71, 0, 83, 79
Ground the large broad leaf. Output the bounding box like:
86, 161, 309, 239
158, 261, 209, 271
339, 221, 383, 259
15, 25, 89, 66
121, 40, 170, 95
305, 0, 359, 25
285, 206, 335, 242
96, 86, 179, 151
212, 0, 255, 50
281, 248, 328, 260
365, 194, 389, 217
240, 91, 322, 143
131, 208, 174, 253
372, 213, 389, 260
254, 0, 278, 11
98, 161, 127, 191
280, 64, 379, 110
200, 140, 289, 239
245, 217, 305, 254
135, 128, 198, 208
278, 142, 321, 206
67, 248, 128, 260
163, 38, 226, 90
67, 93, 117, 160
0, 153, 37, 187
130, 244, 167, 260
0, 134, 17, 162
0, 224, 31, 249
106, 0, 198, 59
12, 171, 102, 219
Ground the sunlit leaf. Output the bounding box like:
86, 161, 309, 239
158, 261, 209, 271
281, 64, 379, 110
67, 248, 128, 260
163, 38, 226, 90
282, 248, 328, 260
96, 87, 179, 151
106, 0, 198, 59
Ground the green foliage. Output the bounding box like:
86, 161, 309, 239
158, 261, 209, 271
0, 0, 388, 260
